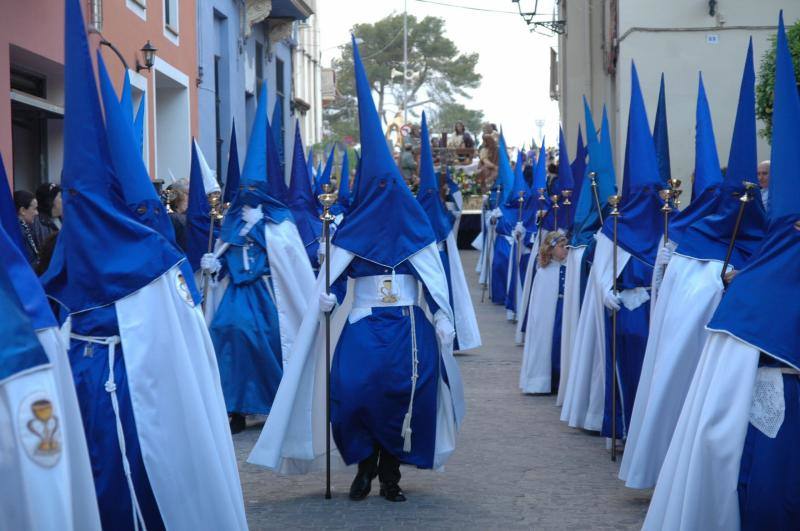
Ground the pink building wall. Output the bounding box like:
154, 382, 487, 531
0, 0, 198, 188
0, 0, 64, 187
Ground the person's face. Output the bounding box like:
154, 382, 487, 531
757, 163, 770, 189
175, 192, 188, 214
19, 198, 38, 225
455, 122, 464, 134
51, 192, 63, 218
553, 240, 568, 261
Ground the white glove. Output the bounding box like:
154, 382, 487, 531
603, 290, 621, 312
200, 253, 222, 274
489, 207, 503, 221
656, 244, 673, 267
317, 242, 326, 266
433, 310, 456, 349
319, 292, 337, 313
242, 204, 264, 225
513, 222, 526, 239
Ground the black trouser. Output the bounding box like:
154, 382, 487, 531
358, 445, 401, 485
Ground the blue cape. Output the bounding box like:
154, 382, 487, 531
0, 156, 25, 255
0, 264, 49, 382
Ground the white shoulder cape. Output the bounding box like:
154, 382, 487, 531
205, 219, 315, 365
115, 264, 248, 530
247, 242, 465, 474
445, 232, 481, 351
560, 233, 630, 430
0, 327, 102, 531
556, 245, 586, 406
620, 254, 724, 489
643, 332, 758, 530
519, 259, 561, 393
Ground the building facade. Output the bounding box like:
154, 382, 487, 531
1, 0, 199, 191
555, 0, 800, 192
195, 0, 316, 188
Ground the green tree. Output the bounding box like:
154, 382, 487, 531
755, 18, 800, 141
428, 101, 484, 136
324, 13, 481, 140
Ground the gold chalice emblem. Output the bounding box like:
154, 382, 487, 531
380, 279, 398, 303
27, 399, 60, 454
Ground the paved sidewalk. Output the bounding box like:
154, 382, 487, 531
234, 250, 650, 529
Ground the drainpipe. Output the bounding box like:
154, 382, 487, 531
89, 0, 103, 32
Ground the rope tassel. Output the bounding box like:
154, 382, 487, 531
402, 306, 419, 453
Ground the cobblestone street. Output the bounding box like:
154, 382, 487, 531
234, 250, 650, 529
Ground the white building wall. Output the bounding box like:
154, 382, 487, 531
557, 0, 800, 198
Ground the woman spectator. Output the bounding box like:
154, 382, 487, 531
167, 180, 189, 252
14, 190, 39, 267
33, 182, 62, 248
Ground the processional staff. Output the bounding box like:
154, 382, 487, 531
202, 191, 224, 312
318, 183, 338, 499
608, 194, 621, 462
720, 181, 758, 286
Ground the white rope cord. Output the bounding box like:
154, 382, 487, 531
71, 333, 148, 531
402, 306, 420, 453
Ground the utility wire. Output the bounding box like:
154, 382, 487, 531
414, 0, 519, 14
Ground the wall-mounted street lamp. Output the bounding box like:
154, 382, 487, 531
136, 41, 158, 73
511, 0, 566, 35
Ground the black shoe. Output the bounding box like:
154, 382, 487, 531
229, 413, 246, 435
379, 483, 406, 502
349, 470, 373, 500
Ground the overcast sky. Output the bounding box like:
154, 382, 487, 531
317, 0, 561, 150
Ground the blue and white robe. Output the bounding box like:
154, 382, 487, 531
248, 242, 464, 474
520, 259, 566, 394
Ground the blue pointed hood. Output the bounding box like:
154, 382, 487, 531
97, 51, 176, 241
287, 119, 322, 249
670, 73, 725, 244
119, 70, 134, 123
496, 134, 515, 206
708, 13, 800, 369
220, 84, 292, 248
133, 98, 145, 155
332, 35, 436, 268
600, 62, 666, 265
570, 124, 587, 215
42, 0, 183, 312
271, 99, 285, 173
334, 148, 351, 214
571, 101, 601, 247
306, 148, 315, 182
543, 127, 574, 231
653, 74, 671, 184
0, 157, 25, 254
315, 146, 335, 197
223, 121, 241, 204
185, 140, 215, 271
573, 106, 618, 247
692, 74, 723, 195
416, 112, 453, 242
267, 108, 289, 203
678, 40, 766, 267
0, 265, 49, 382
